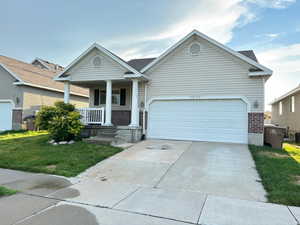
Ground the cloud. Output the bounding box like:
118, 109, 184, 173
256, 43, 300, 109
104, 0, 295, 60
246, 0, 296, 9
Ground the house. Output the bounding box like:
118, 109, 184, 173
0, 55, 89, 131
270, 84, 300, 137
55, 30, 272, 145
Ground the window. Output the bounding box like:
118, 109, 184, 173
100, 90, 106, 104
290, 96, 295, 112
97, 89, 126, 105
279, 101, 283, 115
112, 90, 120, 105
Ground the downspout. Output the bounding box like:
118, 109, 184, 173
143, 83, 147, 135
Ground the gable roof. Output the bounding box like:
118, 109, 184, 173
55, 43, 149, 80
140, 30, 272, 76
0, 55, 88, 97
32, 58, 64, 72
269, 84, 300, 105
127, 51, 258, 72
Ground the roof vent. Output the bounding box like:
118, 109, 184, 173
92, 56, 101, 67
190, 43, 201, 56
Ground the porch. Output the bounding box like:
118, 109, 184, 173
64, 79, 146, 143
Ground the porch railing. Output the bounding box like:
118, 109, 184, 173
77, 107, 105, 125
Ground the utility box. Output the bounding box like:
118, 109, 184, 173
264, 125, 286, 149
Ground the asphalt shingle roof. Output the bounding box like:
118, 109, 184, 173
0, 55, 88, 96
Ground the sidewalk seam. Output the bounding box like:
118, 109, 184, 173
287, 206, 300, 225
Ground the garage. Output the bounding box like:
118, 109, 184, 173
147, 99, 248, 144
0, 101, 13, 131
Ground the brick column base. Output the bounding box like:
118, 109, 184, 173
248, 112, 264, 134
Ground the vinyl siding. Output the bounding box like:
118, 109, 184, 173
21, 86, 88, 118
145, 36, 265, 112
0, 65, 23, 108
271, 91, 300, 132
68, 48, 127, 81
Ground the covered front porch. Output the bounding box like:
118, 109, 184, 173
63, 79, 146, 142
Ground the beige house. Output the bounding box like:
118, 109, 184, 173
0, 56, 89, 130
270, 85, 300, 137
55, 30, 272, 145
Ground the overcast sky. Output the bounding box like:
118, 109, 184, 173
0, 0, 299, 110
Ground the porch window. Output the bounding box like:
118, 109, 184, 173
112, 90, 120, 105
100, 90, 106, 104
98, 88, 126, 105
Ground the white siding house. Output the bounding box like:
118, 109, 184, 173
55, 30, 272, 145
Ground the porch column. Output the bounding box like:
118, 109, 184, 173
129, 79, 139, 127
104, 80, 113, 126
64, 81, 70, 103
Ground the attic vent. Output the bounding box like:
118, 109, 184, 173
190, 43, 201, 56
92, 56, 101, 67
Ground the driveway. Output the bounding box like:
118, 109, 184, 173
1, 140, 299, 225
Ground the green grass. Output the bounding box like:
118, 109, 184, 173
0, 131, 123, 177
249, 144, 300, 206
0, 186, 17, 197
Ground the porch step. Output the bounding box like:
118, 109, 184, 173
84, 136, 126, 146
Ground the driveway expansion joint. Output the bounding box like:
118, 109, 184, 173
153, 142, 192, 188
197, 194, 208, 224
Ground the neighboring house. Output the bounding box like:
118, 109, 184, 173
270, 85, 300, 137
55, 30, 272, 145
0, 55, 89, 131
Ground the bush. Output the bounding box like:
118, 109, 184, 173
35, 106, 58, 130
35, 101, 83, 142
35, 102, 76, 130
48, 111, 83, 142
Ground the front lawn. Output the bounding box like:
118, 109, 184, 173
249, 144, 300, 206
0, 186, 17, 197
0, 131, 122, 177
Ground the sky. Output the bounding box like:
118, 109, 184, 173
0, 0, 299, 111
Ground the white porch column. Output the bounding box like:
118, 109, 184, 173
104, 80, 113, 126
64, 81, 70, 103
129, 79, 139, 127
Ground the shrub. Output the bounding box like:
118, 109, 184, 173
35, 101, 83, 142
35, 106, 58, 130
48, 111, 83, 142
54, 101, 75, 113
35, 102, 76, 130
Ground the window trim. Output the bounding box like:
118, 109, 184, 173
95, 88, 126, 106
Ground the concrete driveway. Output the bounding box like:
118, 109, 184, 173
1, 140, 299, 225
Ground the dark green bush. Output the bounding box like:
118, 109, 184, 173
35, 101, 83, 142
35, 101, 76, 130
48, 111, 83, 142
35, 106, 58, 130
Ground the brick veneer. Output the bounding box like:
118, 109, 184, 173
248, 112, 264, 133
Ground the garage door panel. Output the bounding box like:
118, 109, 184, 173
0, 102, 13, 131
148, 99, 248, 144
